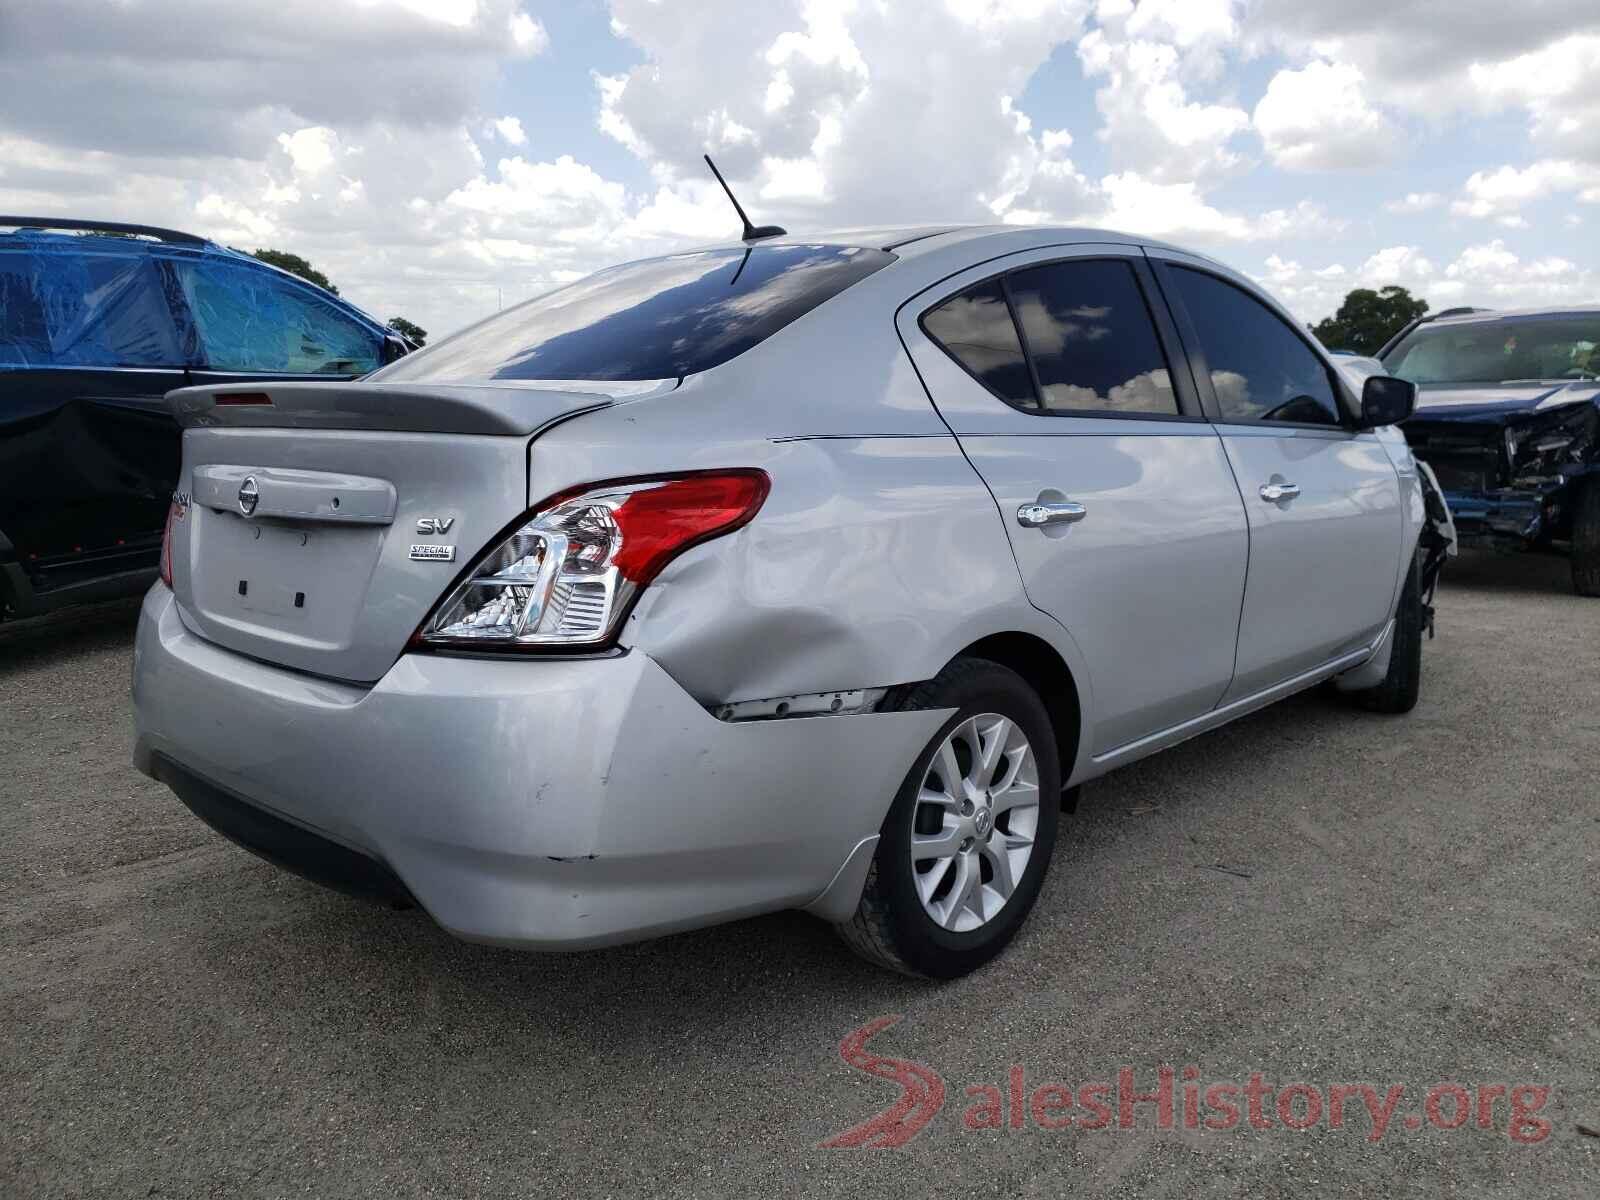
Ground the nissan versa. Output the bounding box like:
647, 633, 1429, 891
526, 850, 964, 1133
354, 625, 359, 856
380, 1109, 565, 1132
133, 225, 1452, 978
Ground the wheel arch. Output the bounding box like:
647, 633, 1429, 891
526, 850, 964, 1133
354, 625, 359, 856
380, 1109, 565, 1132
948, 631, 1082, 799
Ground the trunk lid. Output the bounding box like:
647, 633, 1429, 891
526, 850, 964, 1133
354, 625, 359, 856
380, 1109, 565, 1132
164, 379, 669, 682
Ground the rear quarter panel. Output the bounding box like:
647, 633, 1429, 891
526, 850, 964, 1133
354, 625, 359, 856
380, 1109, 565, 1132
524, 286, 1093, 739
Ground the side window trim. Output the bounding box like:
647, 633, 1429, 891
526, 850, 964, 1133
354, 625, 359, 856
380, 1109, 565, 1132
996, 273, 1046, 408
1147, 256, 1350, 432
917, 252, 1207, 422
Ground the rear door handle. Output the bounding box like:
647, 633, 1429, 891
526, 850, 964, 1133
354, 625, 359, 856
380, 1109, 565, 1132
1016, 500, 1087, 528
1258, 481, 1301, 503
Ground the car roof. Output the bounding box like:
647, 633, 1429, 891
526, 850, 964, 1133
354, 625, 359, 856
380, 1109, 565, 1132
685, 222, 1212, 262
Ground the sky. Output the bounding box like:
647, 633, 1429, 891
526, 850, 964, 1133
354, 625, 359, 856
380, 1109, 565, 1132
3, 0, 1597, 341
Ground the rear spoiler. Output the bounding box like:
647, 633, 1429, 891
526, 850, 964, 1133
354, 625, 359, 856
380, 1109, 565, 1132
164, 378, 676, 436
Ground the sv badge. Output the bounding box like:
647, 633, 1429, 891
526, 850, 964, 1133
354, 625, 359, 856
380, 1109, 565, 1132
415, 517, 455, 535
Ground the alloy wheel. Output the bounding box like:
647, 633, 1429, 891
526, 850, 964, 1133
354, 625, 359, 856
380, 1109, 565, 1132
909, 713, 1040, 932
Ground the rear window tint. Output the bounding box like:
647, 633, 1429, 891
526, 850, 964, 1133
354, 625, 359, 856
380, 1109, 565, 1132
373, 244, 895, 383
1005, 259, 1178, 416
920, 279, 1037, 408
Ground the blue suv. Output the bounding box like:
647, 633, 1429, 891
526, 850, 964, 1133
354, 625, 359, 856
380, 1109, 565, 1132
0, 217, 407, 620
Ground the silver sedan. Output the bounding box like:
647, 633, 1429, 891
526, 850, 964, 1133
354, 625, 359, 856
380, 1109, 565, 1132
133, 225, 1443, 977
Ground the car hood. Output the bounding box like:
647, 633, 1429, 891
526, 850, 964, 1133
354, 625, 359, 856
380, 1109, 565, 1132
1409, 380, 1600, 425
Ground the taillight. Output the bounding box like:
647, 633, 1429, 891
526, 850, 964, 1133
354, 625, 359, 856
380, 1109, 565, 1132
414, 470, 769, 651
158, 497, 186, 589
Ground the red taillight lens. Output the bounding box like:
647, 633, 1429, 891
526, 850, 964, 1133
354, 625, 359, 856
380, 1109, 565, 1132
610, 472, 770, 585
158, 498, 185, 588
415, 469, 769, 651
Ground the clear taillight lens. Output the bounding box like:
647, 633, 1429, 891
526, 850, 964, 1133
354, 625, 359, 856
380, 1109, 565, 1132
415, 470, 769, 651
158, 497, 185, 589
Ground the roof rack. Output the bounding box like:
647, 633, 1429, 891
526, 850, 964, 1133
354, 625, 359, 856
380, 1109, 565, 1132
0, 215, 207, 245
1428, 306, 1495, 321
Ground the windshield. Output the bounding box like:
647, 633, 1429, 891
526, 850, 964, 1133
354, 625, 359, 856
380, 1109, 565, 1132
371, 243, 895, 384
1381, 315, 1600, 385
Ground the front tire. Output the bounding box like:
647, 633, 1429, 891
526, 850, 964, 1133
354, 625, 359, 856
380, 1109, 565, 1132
1572, 478, 1600, 597
1354, 550, 1424, 715
837, 657, 1061, 979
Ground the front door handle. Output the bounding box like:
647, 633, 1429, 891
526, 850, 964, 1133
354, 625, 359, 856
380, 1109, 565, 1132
1258, 481, 1301, 503
1016, 500, 1087, 528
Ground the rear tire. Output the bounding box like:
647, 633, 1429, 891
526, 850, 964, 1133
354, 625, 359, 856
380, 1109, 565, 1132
1354, 550, 1423, 715
1572, 479, 1600, 597
837, 657, 1061, 979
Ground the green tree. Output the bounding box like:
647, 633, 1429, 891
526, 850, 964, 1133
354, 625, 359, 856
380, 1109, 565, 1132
387, 316, 428, 346
1312, 286, 1428, 356
251, 249, 339, 295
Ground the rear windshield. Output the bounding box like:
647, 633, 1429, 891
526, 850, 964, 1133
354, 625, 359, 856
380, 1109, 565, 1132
372, 243, 895, 384
1382, 315, 1600, 385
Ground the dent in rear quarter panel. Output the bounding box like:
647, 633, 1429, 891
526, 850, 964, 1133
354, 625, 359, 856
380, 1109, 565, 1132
624, 434, 1082, 706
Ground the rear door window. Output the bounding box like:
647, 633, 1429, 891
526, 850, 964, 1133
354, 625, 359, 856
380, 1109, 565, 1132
1006, 259, 1178, 416
372, 244, 895, 383
174, 258, 382, 375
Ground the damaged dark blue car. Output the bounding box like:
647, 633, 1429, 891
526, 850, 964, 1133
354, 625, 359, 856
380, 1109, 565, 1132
0, 217, 408, 620
1381, 307, 1600, 596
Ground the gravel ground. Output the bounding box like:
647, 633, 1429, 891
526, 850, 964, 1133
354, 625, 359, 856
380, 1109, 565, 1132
2, 552, 1597, 1198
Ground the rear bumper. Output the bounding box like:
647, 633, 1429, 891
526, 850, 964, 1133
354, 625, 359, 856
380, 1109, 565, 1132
132, 587, 944, 949
149, 753, 416, 907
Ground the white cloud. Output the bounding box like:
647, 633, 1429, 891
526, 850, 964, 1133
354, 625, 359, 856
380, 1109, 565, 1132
1439, 239, 1598, 307
1386, 192, 1443, 214
596, 0, 1093, 225
1469, 34, 1600, 161
1453, 159, 1600, 222
1361, 245, 1435, 282
0, 0, 547, 159
278, 127, 339, 176
1123, 0, 1237, 50
1244, 1, 1600, 117
509, 12, 550, 54
1077, 30, 1250, 182
1253, 61, 1397, 171
445, 154, 627, 231
491, 116, 528, 146
1083, 176, 1337, 246
1261, 235, 1599, 323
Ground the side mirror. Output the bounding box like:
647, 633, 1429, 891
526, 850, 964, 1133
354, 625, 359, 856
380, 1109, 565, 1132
1358, 374, 1416, 429
380, 333, 411, 365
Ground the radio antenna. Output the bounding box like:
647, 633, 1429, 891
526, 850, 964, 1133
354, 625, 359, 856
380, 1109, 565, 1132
703, 154, 786, 242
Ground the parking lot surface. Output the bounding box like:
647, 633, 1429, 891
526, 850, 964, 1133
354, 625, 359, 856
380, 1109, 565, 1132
2, 553, 1596, 1198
